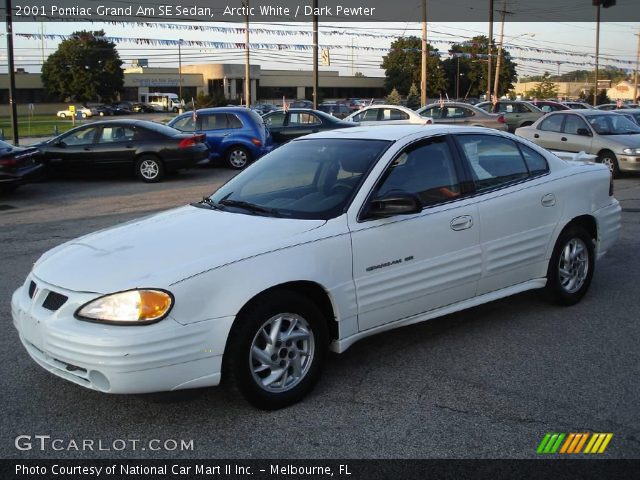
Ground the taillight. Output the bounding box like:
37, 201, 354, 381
0, 158, 17, 167
178, 135, 203, 149
251, 138, 262, 147
497, 115, 506, 123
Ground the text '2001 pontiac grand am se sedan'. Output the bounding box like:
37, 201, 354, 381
12, 125, 621, 410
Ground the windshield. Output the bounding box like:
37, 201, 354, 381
587, 114, 640, 135
209, 138, 391, 220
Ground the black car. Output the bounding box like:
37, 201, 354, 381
262, 108, 354, 145
0, 140, 45, 193
36, 120, 209, 183
317, 103, 351, 119
131, 102, 156, 113
91, 105, 116, 117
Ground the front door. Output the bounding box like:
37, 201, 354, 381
349, 135, 482, 332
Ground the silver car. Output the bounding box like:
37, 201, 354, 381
476, 100, 545, 133
415, 102, 508, 131
515, 110, 640, 177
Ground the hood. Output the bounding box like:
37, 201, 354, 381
33, 205, 326, 293
600, 133, 640, 149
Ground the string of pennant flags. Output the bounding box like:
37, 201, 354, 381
13, 32, 637, 73
19, 18, 630, 64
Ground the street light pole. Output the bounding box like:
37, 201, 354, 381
420, 0, 427, 106
456, 56, 460, 100
493, 0, 507, 101
634, 31, 639, 104
487, 0, 494, 102
178, 39, 183, 105
313, 0, 318, 108
5, 0, 19, 145
594, 3, 600, 107
244, 0, 251, 106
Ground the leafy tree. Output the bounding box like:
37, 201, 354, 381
41, 30, 123, 103
385, 88, 402, 105
405, 83, 421, 109
354, 72, 365, 78
381, 36, 446, 97
581, 88, 610, 106
526, 72, 559, 99
442, 36, 517, 100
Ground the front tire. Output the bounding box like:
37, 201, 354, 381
546, 225, 595, 305
223, 291, 328, 410
225, 146, 251, 170
135, 155, 164, 183
598, 151, 620, 178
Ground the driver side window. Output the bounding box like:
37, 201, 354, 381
376, 137, 461, 207
62, 127, 98, 146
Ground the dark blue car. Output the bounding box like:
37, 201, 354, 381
168, 107, 273, 169
0, 140, 44, 194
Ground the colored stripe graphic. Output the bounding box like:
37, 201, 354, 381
538, 433, 613, 454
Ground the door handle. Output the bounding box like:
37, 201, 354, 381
223, 133, 231, 137
534, 133, 539, 138
450, 215, 473, 231
83, 147, 92, 151
561, 137, 567, 141
541, 193, 556, 207
125, 145, 135, 149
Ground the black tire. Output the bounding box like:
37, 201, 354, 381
598, 151, 620, 178
225, 146, 251, 170
135, 155, 165, 183
546, 225, 595, 306
223, 290, 328, 410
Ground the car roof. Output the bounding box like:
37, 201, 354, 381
298, 124, 510, 141
192, 107, 252, 114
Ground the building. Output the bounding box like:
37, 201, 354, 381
0, 63, 385, 115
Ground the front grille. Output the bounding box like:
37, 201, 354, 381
42, 291, 68, 311
28, 281, 36, 298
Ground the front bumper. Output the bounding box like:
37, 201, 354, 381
12, 275, 234, 394
618, 155, 640, 172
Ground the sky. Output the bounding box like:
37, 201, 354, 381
1, 21, 639, 80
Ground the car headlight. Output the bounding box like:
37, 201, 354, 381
622, 148, 640, 155
75, 289, 173, 325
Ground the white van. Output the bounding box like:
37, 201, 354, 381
140, 92, 182, 112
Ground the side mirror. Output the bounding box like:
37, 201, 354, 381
365, 190, 422, 219
576, 128, 592, 137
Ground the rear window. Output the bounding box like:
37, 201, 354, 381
140, 121, 181, 137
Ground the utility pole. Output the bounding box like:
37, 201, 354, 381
634, 31, 639, 104
178, 39, 183, 105
456, 56, 460, 100
493, 0, 508, 101
313, 0, 318, 108
420, 0, 427, 106
244, 1, 251, 106
5, 0, 19, 145
487, 0, 494, 102
594, 2, 600, 107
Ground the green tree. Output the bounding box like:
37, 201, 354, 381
442, 36, 517, 100
526, 72, 559, 99
41, 30, 123, 103
381, 36, 446, 97
405, 83, 420, 109
385, 88, 402, 105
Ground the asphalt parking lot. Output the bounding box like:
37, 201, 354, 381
1, 168, 639, 459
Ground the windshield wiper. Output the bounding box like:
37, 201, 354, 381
219, 199, 279, 216
192, 196, 224, 210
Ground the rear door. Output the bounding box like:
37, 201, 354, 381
283, 112, 323, 141
199, 113, 232, 155
454, 133, 560, 294
90, 125, 138, 167
531, 114, 565, 150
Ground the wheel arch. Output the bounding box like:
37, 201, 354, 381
235, 280, 338, 342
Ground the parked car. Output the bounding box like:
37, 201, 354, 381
345, 98, 364, 110
515, 110, 640, 177
168, 107, 273, 170
56, 107, 92, 119
11, 125, 620, 409
416, 102, 508, 130
344, 105, 434, 126
36, 119, 208, 182
317, 103, 351, 119
262, 108, 354, 144
527, 100, 571, 113
288, 99, 314, 109
250, 104, 278, 115
90, 105, 115, 117
131, 102, 156, 113
613, 108, 640, 126
0, 140, 44, 193
562, 101, 592, 110
595, 103, 629, 111
476, 100, 544, 132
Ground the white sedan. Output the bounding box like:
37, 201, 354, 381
56, 107, 92, 119
12, 125, 620, 410
344, 104, 433, 126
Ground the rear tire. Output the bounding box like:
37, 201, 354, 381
598, 151, 620, 178
135, 155, 164, 183
223, 290, 328, 410
546, 225, 595, 306
225, 146, 251, 170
